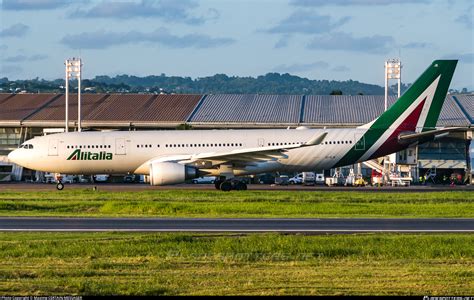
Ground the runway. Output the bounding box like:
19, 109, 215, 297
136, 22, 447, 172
0, 217, 473, 233
2, 182, 474, 192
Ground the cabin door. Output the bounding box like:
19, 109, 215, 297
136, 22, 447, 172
354, 133, 365, 151
48, 139, 58, 156
115, 138, 126, 155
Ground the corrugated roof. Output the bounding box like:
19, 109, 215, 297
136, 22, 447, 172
138, 94, 202, 122
303, 95, 470, 126
27, 94, 109, 121
453, 94, 474, 123
190, 94, 302, 123
437, 95, 471, 126
0, 94, 58, 121
303, 95, 398, 124
0, 93, 15, 105
87, 94, 156, 122
0, 93, 471, 128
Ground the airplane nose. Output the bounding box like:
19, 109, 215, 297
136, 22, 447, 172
7, 149, 19, 164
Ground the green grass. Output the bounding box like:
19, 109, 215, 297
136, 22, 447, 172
0, 190, 473, 218
0, 232, 472, 295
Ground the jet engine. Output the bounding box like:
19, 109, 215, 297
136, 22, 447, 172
149, 162, 198, 185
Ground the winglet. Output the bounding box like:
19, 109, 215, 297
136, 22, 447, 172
305, 132, 328, 146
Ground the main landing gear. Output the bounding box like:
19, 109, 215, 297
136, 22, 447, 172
214, 179, 248, 191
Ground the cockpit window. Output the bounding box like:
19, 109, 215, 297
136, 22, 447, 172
20, 144, 33, 149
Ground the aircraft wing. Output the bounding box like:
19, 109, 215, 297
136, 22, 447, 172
398, 127, 464, 144
155, 132, 327, 167
185, 131, 327, 166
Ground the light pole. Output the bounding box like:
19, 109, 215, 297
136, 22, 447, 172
65, 58, 83, 132
384, 59, 403, 182
384, 59, 401, 111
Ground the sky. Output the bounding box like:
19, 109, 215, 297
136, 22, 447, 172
0, 0, 473, 90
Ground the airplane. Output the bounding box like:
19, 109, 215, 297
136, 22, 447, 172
8, 60, 459, 191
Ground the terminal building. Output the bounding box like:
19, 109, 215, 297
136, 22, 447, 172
0, 92, 472, 183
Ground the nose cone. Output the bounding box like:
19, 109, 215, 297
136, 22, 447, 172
8, 149, 20, 165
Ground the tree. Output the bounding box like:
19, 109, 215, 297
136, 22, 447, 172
330, 90, 343, 95
176, 123, 193, 130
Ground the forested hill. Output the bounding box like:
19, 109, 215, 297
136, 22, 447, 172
92, 73, 390, 95
1, 73, 410, 95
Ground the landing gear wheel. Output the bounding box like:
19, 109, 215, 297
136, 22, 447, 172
214, 180, 223, 190
56, 182, 64, 190
220, 181, 232, 192
235, 181, 247, 191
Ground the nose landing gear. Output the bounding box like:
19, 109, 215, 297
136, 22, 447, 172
56, 181, 64, 190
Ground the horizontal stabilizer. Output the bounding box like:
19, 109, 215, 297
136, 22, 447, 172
398, 127, 464, 143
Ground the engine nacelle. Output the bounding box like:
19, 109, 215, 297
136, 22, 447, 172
149, 162, 197, 185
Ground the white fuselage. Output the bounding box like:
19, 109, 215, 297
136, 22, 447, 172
9, 128, 369, 176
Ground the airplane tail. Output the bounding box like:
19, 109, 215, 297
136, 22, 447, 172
361, 59, 457, 132
336, 60, 457, 166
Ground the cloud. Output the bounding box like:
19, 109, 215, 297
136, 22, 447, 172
2, 0, 74, 10
442, 53, 474, 64
3, 55, 28, 62
272, 61, 329, 73
60, 28, 235, 49
0, 45, 8, 51
307, 32, 394, 54
290, 0, 429, 6
402, 42, 432, 49
266, 11, 350, 35
274, 35, 291, 49
29, 54, 49, 61
70, 0, 213, 25
0, 23, 29, 37
3, 54, 48, 62
0, 64, 23, 75
456, 5, 473, 29
332, 65, 350, 72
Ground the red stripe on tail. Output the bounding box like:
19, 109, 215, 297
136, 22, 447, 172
369, 98, 426, 159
